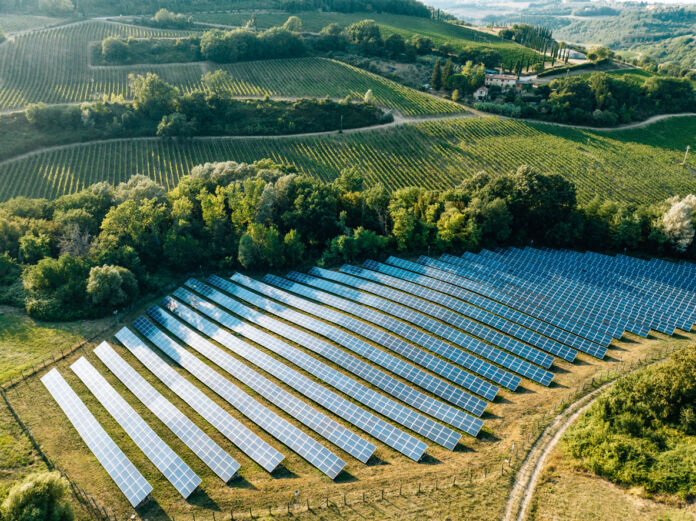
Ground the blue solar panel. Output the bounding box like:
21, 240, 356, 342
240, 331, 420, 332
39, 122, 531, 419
94, 342, 241, 483
362, 259, 603, 358
147, 303, 376, 463
173, 283, 431, 460
71, 357, 202, 498
215, 274, 485, 432
285, 271, 554, 387
341, 263, 577, 362
264, 273, 521, 391
41, 369, 153, 508
114, 327, 285, 474
131, 317, 346, 479
385, 256, 614, 347
310, 266, 557, 368
249, 274, 499, 403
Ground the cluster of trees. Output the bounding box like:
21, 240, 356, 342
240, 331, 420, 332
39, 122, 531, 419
2, 157, 694, 321
277, 0, 430, 17
565, 346, 696, 497
24, 72, 387, 140
200, 25, 307, 63
98, 35, 202, 65
129, 8, 194, 29
478, 72, 696, 126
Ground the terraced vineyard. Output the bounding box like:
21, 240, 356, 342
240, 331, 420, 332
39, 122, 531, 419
192, 11, 541, 66
0, 20, 461, 115
2, 116, 694, 203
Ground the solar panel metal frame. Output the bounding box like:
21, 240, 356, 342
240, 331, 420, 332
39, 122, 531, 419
147, 303, 376, 463
93, 341, 241, 483
222, 273, 487, 427
285, 271, 554, 387
114, 327, 285, 474
71, 356, 202, 499
176, 281, 437, 457
41, 368, 153, 508
131, 317, 346, 480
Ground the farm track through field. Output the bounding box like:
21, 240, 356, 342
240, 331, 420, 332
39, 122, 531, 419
503, 353, 673, 521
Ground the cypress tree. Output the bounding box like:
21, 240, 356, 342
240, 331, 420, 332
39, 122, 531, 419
431, 59, 442, 90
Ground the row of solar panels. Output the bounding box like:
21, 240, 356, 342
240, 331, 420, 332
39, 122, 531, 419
42, 249, 692, 508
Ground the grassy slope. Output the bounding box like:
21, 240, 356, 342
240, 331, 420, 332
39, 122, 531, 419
2, 115, 696, 204
192, 11, 538, 63
4, 291, 694, 520
0, 306, 112, 384
0, 14, 66, 33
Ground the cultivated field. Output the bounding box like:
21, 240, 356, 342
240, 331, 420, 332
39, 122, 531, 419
191, 11, 541, 66
2, 116, 695, 204
0, 13, 66, 34
0, 19, 461, 115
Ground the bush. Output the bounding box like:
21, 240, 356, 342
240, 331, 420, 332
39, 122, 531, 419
565, 347, 696, 498
1, 472, 73, 521
101, 36, 128, 62
86, 264, 138, 310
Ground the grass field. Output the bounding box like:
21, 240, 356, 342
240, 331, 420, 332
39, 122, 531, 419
191, 11, 541, 66
5, 297, 693, 521
0, 306, 112, 385
0, 14, 66, 34
2, 115, 696, 204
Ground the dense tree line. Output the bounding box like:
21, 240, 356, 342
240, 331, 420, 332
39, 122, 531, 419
278, 0, 430, 17
24, 72, 388, 140
477, 72, 696, 126
565, 346, 696, 498
1, 157, 693, 321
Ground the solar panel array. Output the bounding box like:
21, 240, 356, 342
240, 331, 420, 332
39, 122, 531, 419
41, 247, 694, 506
93, 342, 241, 483
71, 357, 202, 499
41, 369, 153, 508
131, 316, 347, 480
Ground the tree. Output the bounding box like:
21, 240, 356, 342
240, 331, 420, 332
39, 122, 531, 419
334, 167, 364, 193
128, 73, 178, 120
101, 37, 127, 62
316, 23, 347, 51
663, 195, 696, 252
86, 264, 138, 309
0, 253, 20, 285
451, 89, 460, 102
201, 70, 233, 92
441, 58, 454, 89
384, 33, 406, 58
1, 472, 73, 521
431, 59, 443, 90
283, 229, 305, 265
18, 232, 51, 264
157, 112, 196, 138
364, 89, 375, 104
281, 15, 303, 32
409, 35, 432, 55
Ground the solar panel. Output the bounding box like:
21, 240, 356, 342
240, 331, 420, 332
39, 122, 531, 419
341, 263, 578, 362
114, 327, 285, 474
186, 280, 461, 450
221, 273, 486, 428
174, 282, 434, 458
385, 256, 614, 347
146, 304, 376, 463
41, 369, 152, 508
130, 317, 346, 480
285, 271, 554, 387
71, 357, 202, 499
93, 342, 241, 483
238, 273, 499, 404
263, 273, 522, 392
174, 280, 432, 461
311, 266, 558, 367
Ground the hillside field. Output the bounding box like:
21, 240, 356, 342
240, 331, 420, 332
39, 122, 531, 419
2, 116, 695, 204
0, 19, 461, 115
191, 11, 541, 65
